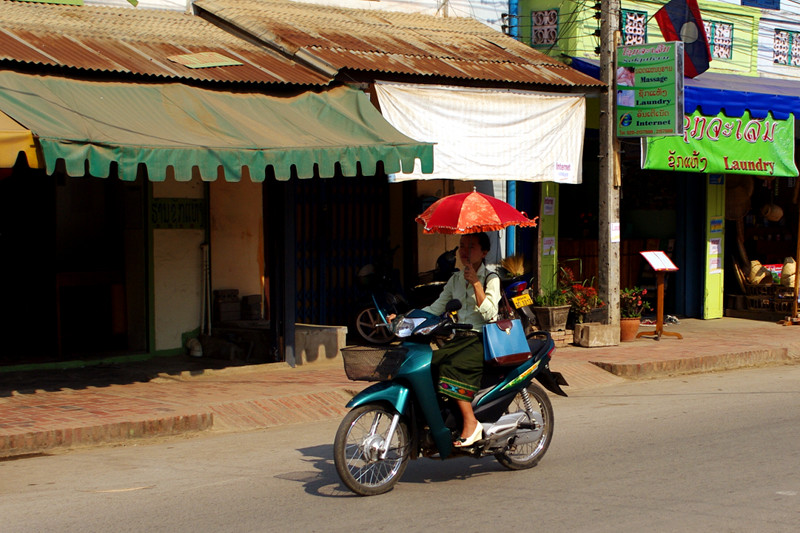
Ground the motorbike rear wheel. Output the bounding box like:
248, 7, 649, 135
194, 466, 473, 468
355, 307, 395, 344
334, 404, 411, 496
495, 383, 554, 470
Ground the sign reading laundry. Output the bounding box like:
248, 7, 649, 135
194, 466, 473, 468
641, 110, 798, 177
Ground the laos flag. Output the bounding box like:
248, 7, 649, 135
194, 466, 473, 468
654, 0, 711, 78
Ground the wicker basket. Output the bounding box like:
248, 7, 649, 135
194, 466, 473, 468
341, 346, 407, 381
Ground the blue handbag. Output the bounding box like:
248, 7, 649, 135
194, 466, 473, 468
482, 319, 532, 366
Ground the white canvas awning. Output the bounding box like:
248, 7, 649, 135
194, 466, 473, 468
374, 82, 586, 184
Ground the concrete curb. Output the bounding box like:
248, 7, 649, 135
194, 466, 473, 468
590, 347, 795, 378
0, 413, 214, 458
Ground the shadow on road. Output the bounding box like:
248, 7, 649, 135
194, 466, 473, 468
0, 354, 248, 397
294, 443, 504, 497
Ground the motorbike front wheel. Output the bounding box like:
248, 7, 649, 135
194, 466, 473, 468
495, 383, 554, 470
334, 404, 411, 496
355, 307, 395, 344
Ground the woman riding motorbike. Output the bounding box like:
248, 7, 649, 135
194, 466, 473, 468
420, 232, 500, 446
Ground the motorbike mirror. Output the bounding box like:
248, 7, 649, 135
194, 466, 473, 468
445, 299, 462, 313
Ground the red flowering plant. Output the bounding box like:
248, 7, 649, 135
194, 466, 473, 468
621, 286, 651, 319
560, 266, 605, 323
570, 284, 605, 323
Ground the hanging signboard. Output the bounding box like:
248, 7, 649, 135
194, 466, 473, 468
642, 110, 798, 177
616, 42, 684, 138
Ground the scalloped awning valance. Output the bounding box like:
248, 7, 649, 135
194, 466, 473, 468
0, 71, 433, 181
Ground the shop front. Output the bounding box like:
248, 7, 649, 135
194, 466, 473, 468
0, 71, 432, 366
562, 59, 800, 321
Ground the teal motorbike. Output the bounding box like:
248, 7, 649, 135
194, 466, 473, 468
334, 300, 568, 496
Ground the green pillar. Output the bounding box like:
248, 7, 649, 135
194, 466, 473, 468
704, 175, 725, 319
539, 182, 559, 292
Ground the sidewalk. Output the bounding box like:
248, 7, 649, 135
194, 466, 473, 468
2, 317, 799, 458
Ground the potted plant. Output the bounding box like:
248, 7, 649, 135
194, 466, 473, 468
531, 270, 571, 332
567, 276, 605, 325
620, 286, 651, 341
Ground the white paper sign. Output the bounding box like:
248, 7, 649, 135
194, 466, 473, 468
543, 197, 555, 216
542, 237, 556, 256
610, 222, 620, 243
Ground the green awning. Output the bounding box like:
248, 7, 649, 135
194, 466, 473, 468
0, 71, 433, 181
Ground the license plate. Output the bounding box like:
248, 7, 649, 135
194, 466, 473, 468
511, 293, 533, 309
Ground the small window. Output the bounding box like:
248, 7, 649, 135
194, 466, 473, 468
774, 29, 800, 67
621, 9, 647, 46
530, 9, 559, 47
704, 20, 734, 60
741, 0, 780, 10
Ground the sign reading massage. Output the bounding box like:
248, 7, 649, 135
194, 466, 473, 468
616, 42, 684, 138
642, 110, 798, 177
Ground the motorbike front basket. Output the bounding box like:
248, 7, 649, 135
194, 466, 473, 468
341, 346, 408, 381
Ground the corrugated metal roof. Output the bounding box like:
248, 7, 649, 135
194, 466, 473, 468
194, 0, 604, 89
0, 1, 331, 86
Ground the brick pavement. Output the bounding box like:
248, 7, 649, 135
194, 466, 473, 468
1, 317, 799, 458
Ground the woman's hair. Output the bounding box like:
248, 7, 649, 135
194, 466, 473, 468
476, 232, 491, 252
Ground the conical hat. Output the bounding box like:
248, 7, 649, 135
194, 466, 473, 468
748, 260, 768, 284
781, 257, 796, 286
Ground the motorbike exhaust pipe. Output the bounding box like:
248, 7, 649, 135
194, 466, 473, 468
483, 412, 545, 446
483, 412, 528, 440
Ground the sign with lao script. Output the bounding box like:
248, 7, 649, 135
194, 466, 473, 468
642, 110, 798, 177
616, 42, 684, 138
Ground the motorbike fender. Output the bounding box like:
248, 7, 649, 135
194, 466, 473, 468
535, 364, 569, 397
346, 381, 411, 414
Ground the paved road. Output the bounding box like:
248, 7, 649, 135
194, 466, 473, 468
2, 365, 799, 532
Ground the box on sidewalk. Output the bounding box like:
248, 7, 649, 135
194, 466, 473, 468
214, 289, 240, 322
573, 322, 620, 347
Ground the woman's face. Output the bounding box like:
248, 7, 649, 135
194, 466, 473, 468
458, 234, 487, 269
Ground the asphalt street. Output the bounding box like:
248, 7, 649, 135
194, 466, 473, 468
2, 364, 798, 533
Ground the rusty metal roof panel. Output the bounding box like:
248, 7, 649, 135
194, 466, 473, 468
0, 1, 331, 86
194, 0, 604, 88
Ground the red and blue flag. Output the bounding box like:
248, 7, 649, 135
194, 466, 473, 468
654, 0, 712, 78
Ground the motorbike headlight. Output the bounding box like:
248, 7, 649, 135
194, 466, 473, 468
395, 317, 426, 338
413, 324, 439, 336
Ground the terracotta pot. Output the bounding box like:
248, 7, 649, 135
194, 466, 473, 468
619, 317, 640, 342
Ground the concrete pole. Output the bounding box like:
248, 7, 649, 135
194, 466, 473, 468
599, 0, 621, 325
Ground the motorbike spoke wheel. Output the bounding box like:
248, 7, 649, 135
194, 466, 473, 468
495, 383, 554, 470
355, 307, 395, 344
334, 404, 410, 496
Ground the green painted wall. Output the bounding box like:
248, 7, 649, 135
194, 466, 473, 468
540, 182, 560, 292
517, 0, 761, 76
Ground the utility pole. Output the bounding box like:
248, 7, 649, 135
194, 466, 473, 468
599, 0, 621, 326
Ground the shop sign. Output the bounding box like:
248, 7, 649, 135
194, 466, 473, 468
616, 42, 684, 138
642, 110, 798, 177
151, 198, 206, 229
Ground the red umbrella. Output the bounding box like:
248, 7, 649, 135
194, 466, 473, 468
416, 190, 538, 234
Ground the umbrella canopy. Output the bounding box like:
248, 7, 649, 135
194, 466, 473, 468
416, 190, 538, 234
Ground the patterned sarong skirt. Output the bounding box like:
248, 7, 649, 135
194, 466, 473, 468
430, 335, 483, 402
